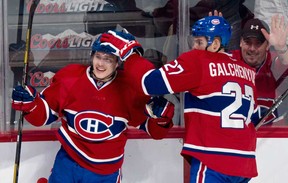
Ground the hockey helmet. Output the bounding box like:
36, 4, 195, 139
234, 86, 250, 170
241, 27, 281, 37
191, 16, 231, 47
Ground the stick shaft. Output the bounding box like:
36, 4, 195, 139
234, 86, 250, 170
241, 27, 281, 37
255, 88, 288, 130
276, 68, 288, 88
13, 1, 39, 182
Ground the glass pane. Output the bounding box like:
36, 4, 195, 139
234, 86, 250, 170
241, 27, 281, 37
3, 0, 288, 133
6, 0, 182, 132
188, 0, 288, 127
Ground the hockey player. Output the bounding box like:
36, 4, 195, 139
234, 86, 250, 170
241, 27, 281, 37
100, 16, 260, 183
11, 35, 175, 183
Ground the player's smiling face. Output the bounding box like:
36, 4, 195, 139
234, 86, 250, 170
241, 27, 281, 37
92, 51, 118, 81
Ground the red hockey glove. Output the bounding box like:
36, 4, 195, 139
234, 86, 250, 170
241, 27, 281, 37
100, 30, 143, 61
12, 85, 38, 113
145, 96, 174, 127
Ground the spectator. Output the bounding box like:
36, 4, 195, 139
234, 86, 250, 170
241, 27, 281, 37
11, 33, 174, 182
100, 16, 261, 183
231, 15, 288, 125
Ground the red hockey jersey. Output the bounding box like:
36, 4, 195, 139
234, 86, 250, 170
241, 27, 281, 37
24, 64, 172, 175
124, 50, 258, 178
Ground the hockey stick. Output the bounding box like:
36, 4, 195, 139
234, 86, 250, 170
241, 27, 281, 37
255, 69, 288, 130
13, 1, 39, 183
255, 87, 288, 130
276, 68, 288, 88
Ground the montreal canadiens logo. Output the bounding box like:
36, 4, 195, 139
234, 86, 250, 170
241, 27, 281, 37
74, 111, 114, 141
211, 19, 220, 25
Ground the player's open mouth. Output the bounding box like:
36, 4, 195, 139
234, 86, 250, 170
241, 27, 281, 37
96, 67, 106, 72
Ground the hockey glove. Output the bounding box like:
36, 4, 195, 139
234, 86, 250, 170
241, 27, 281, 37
145, 96, 174, 126
91, 35, 121, 56
100, 30, 143, 61
12, 85, 38, 113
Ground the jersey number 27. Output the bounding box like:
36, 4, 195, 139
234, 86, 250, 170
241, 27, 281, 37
221, 82, 255, 129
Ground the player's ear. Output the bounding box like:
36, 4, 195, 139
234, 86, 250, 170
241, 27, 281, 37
211, 38, 221, 52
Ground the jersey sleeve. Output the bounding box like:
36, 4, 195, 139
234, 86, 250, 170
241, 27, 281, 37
24, 64, 86, 126
124, 54, 156, 95
142, 51, 203, 95
24, 94, 58, 126
126, 85, 172, 139
125, 51, 203, 96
